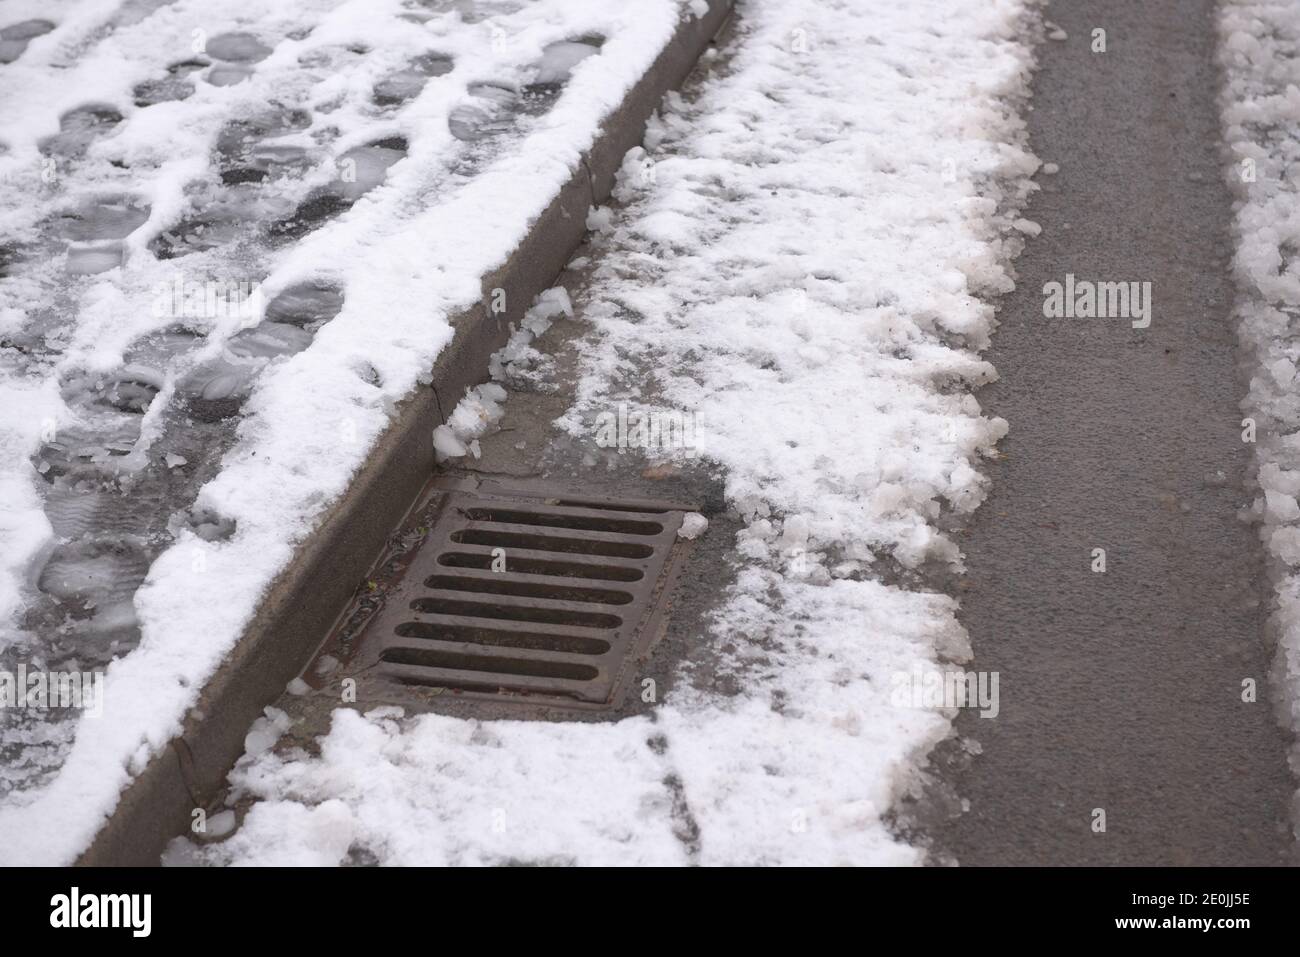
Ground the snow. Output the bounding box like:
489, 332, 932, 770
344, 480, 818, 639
433, 381, 506, 461
285, 677, 310, 696
0, 0, 708, 864
488, 285, 572, 389
1218, 0, 1300, 827
206, 808, 236, 837
177, 708, 686, 866
677, 512, 708, 540
176, 0, 1036, 866
243, 706, 291, 757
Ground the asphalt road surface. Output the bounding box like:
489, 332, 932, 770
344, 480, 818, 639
929, 0, 1296, 865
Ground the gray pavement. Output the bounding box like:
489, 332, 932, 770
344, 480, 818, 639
923, 0, 1295, 866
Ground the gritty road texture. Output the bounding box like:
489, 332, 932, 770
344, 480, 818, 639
924, 0, 1296, 865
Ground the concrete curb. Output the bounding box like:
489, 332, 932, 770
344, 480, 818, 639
78, 0, 734, 866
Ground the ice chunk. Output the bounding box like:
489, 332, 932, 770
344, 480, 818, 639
265, 282, 344, 327
240, 143, 311, 181
448, 83, 517, 141
216, 109, 313, 181
586, 206, 614, 232
197, 371, 246, 401
149, 190, 273, 258
1, 19, 55, 41
133, 75, 195, 107
227, 322, 314, 360
334, 141, 408, 200
529, 39, 602, 89
38, 541, 150, 607
98, 364, 166, 413
267, 191, 352, 240
176, 362, 253, 419
216, 110, 312, 164
1269, 356, 1296, 387
678, 512, 708, 539
189, 509, 236, 542
206, 32, 272, 63
133, 59, 206, 105
244, 706, 291, 756
125, 327, 204, 367
207, 810, 236, 837
433, 424, 467, 460
1265, 489, 1300, 522
65, 243, 124, 275
168, 58, 209, 75
35, 423, 142, 480
40, 105, 123, 158
172, 322, 312, 418
777, 515, 811, 551
373, 52, 454, 106
0, 19, 53, 63
207, 64, 254, 86
269, 141, 405, 240
59, 198, 149, 242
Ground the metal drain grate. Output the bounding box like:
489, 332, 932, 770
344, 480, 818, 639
353, 481, 691, 706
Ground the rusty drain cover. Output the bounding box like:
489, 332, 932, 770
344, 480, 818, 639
342, 479, 692, 708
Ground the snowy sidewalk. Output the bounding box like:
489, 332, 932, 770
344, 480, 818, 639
0, 0, 718, 865
174, 0, 1038, 867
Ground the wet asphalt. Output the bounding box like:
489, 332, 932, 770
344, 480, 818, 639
925, 0, 1296, 865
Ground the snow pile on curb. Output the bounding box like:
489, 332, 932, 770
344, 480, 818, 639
184, 0, 1037, 866
1219, 1, 1300, 825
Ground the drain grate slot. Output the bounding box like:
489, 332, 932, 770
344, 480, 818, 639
348, 482, 691, 706
436, 551, 645, 582
424, 573, 635, 605
411, 596, 623, 628
554, 499, 675, 514
381, 647, 600, 681
450, 528, 654, 558
461, 506, 663, 536
394, 622, 611, 655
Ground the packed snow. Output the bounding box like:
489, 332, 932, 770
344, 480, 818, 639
1219, 0, 1300, 830
0, 0, 708, 864
174, 0, 1038, 866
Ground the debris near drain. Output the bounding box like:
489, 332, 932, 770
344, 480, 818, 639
432, 383, 507, 462
677, 512, 708, 540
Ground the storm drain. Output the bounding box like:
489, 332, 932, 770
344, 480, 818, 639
349, 481, 691, 707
